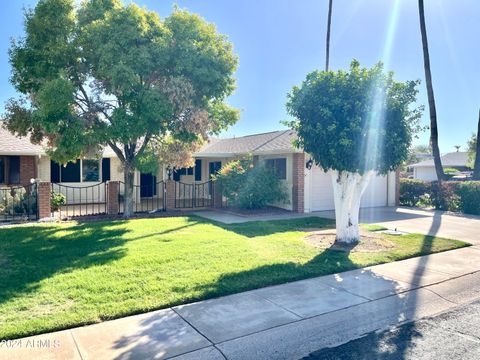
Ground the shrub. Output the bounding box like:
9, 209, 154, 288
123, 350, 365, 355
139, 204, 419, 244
444, 167, 460, 174
214, 158, 289, 209
399, 179, 429, 207
51, 191, 66, 211
456, 181, 480, 215
429, 181, 460, 212
400, 179, 480, 215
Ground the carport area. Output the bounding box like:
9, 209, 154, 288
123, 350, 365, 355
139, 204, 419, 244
315, 206, 480, 245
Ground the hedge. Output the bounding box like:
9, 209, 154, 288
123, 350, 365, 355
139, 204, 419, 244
399, 178, 480, 215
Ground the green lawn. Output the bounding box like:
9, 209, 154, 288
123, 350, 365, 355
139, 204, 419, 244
0, 216, 468, 339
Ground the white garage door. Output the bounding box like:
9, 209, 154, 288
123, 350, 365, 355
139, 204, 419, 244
310, 166, 388, 211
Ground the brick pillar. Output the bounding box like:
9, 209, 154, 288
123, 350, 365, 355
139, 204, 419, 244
165, 180, 175, 210
107, 181, 120, 215
292, 153, 305, 213
20, 156, 37, 186
395, 168, 400, 206
212, 182, 223, 208
37, 181, 51, 219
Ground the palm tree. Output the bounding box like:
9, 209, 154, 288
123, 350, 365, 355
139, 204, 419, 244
473, 109, 480, 180
418, 0, 445, 182
325, 0, 333, 71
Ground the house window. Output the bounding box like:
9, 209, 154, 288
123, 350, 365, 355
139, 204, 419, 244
82, 160, 99, 182
0, 157, 5, 183
61, 161, 81, 182
50, 159, 101, 183
195, 159, 202, 181
265, 158, 287, 180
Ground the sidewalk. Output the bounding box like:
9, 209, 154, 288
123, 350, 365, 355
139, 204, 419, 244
2, 245, 480, 360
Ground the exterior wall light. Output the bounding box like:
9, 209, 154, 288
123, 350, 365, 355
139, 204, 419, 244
306, 159, 313, 170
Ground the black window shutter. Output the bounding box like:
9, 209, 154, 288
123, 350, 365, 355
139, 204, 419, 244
173, 170, 180, 181
51, 161, 60, 182
9, 156, 20, 184
0, 157, 5, 183
102, 158, 111, 181
195, 159, 202, 181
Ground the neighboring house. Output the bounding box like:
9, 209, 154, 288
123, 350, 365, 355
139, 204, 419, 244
410, 152, 470, 181
0, 126, 397, 213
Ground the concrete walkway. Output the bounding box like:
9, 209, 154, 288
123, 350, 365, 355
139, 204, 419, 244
3, 245, 480, 360
195, 207, 480, 245
356, 207, 480, 246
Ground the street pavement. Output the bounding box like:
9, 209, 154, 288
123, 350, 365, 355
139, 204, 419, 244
303, 298, 480, 360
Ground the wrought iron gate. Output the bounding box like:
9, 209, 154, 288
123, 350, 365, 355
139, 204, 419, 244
175, 180, 214, 208
51, 182, 107, 218
118, 181, 166, 214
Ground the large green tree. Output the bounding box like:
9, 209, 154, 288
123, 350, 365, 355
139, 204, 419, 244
287, 60, 422, 243
4, 0, 238, 217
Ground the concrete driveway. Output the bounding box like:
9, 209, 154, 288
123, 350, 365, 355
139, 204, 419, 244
316, 207, 480, 245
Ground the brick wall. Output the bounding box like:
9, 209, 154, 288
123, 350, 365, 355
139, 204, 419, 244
107, 181, 120, 215
165, 180, 175, 210
292, 152, 305, 213
37, 181, 51, 219
20, 156, 37, 186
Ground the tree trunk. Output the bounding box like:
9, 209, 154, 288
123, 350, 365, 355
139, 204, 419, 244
473, 109, 480, 180
325, 0, 333, 71
418, 0, 444, 182
123, 160, 135, 218
331, 170, 372, 244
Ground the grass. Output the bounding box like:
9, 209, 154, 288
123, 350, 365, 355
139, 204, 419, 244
0, 216, 468, 340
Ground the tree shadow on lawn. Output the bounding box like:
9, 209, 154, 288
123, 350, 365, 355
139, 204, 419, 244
215, 216, 336, 238
0, 221, 130, 305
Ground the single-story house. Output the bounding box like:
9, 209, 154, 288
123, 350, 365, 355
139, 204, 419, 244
0, 126, 397, 213
410, 151, 470, 181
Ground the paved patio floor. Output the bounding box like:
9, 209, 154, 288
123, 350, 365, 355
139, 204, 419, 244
2, 244, 480, 360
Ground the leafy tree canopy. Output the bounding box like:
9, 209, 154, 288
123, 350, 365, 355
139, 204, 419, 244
5, 0, 239, 168
286, 60, 422, 175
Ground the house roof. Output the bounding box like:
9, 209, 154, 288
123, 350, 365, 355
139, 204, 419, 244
0, 123, 299, 159
410, 151, 469, 168
0, 125, 46, 156
196, 130, 299, 157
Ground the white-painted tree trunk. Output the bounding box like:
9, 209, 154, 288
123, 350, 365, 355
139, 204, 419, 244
331, 170, 373, 243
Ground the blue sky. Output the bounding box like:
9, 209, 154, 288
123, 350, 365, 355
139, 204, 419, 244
0, 0, 478, 153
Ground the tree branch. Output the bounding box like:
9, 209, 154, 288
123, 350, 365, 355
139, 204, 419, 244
108, 141, 125, 162
136, 134, 151, 157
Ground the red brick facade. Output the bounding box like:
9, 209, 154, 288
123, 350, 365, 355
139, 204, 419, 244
292, 152, 305, 213
37, 181, 51, 219
165, 180, 176, 210
20, 156, 37, 186
107, 181, 120, 215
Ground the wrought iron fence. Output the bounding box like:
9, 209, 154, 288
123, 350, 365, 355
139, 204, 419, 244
118, 181, 165, 214
51, 182, 107, 218
175, 180, 213, 208
0, 183, 38, 222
